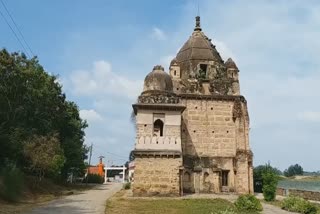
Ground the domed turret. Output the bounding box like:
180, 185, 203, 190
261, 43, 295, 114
143, 65, 173, 93
174, 16, 224, 80
170, 58, 178, 66
225, 58, 239, 70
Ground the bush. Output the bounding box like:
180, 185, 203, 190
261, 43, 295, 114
123, 182, 131, 189
262, 168, 278, 201
85, 174, 104, 184
281, 196, 318, 214
234, 194, 263, 212
0, 166, 24, 202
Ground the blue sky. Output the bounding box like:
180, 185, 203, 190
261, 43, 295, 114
1, 0, 320, 171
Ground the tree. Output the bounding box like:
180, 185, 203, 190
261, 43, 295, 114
23, 134, 65, 180
284, 164, 303, 177
254, 164, 282, 181
0, 49, 87, 179
262, 163, 279, 201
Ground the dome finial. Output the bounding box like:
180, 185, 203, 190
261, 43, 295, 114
194, 16, 202, 31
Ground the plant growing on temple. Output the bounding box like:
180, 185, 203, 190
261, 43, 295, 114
262, 163, 279, 201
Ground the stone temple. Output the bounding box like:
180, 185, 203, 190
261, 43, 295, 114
132, 16, 253, 196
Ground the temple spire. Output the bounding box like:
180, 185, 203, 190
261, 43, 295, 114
194, 16, 202, 31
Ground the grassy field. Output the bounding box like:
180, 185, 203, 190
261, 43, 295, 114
106, 190, 259, 214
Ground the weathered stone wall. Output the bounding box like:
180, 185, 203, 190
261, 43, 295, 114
136, 109, 181, 139
277, 188, 320, 201
181, 99, 246, 157
180, 97, 252, 194
133, 157, 182, 196
136, 124, 153, 138
199, 170, 220, 193
235, 154, 251, 194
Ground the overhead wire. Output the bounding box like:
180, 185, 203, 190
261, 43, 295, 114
0, 0, 32, 58
91, 143, 128, 161
0, 0, 35, 57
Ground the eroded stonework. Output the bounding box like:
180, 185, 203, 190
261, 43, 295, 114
131, 16, 253, 196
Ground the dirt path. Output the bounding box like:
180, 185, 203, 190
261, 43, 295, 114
27, 183, 122, 214
262, 203, 292, 214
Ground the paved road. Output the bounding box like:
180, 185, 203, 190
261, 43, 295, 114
28, 183, 122, 214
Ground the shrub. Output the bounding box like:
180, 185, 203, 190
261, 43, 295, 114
85, 174, 104, 184
281, 196, 318, 214
0, 166, 24, 202
262, 168, 278, 201
123, 182, 131, 189
234, 194, 263, 212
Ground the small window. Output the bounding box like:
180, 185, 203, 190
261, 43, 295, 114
203, 172, 209, 183
174, 70, 177, 76
222, 171, 229, 186
199, 64, 208, 79
153, 119, 164, 137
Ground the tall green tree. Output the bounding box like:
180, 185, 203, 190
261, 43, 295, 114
0, 49, 87, 178
254, 164, 282, 181
284, 164, 303, 177
262, 163, 279, 201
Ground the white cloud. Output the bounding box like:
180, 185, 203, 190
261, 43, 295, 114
151, 27, 167, 41
80, 109, 103, 122
59, 1, 320, 170
70, 60, 142, 99
212, 39, 236, 62
298, 111, 320, 122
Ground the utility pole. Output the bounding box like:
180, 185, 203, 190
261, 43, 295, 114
86, 143, 93, 186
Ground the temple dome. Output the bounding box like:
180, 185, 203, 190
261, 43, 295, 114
143, 65, 173, 93
175, 16, 224, 64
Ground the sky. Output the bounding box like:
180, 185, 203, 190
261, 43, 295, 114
1, 0, 320, 171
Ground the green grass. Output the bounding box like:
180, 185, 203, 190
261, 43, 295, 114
263, 199, 320, 214
106, 191, 260, 214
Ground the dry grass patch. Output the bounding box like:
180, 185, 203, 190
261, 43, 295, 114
106, 190, 260, 214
